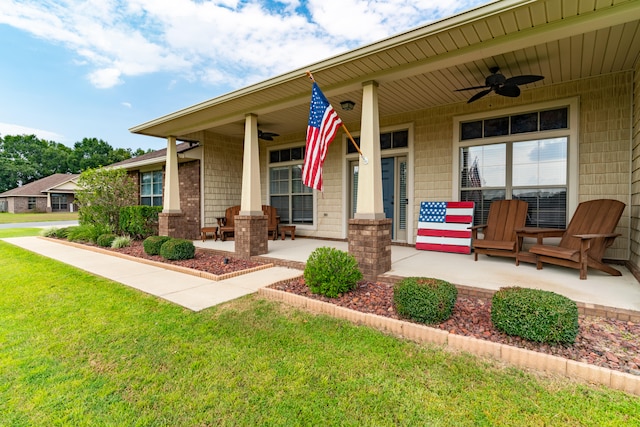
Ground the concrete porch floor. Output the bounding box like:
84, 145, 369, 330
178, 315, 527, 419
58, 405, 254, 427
195, 237, 640, 313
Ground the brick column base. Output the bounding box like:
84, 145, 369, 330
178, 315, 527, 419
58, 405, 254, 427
348, 218, 392, 282
159, 212, 187, 239
235, 215, 268, 258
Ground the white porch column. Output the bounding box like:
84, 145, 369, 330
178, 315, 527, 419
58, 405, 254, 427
163, 136, 181, 213
355, 80, 384, 220
240, 113, 262, 216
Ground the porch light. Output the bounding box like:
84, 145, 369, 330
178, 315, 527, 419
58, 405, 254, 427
340, 100, 356, 111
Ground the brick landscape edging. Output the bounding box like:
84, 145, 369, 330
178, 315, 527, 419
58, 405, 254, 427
41, 237, 274, 281
258, 287, 640, 396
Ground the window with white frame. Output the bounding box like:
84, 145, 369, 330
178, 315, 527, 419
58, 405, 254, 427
269, 146, 313, 225
458, 106, 570, 228
141, 171, 163, 206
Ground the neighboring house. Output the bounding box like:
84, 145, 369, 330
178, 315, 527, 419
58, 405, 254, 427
109, 141, 203, 239
129, 0, 640, 280
0, 173, 79, 213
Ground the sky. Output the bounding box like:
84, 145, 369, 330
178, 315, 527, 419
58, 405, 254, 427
0, 0, 491, 152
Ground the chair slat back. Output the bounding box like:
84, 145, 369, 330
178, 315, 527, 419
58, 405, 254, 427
225, 205, 241, 228
559, 199, 625, 260
483, 199, 529, 242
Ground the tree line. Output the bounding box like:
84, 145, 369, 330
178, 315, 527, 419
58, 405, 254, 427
0, 134, 150, 193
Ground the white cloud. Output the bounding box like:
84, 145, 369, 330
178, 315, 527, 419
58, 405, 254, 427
0, 0, 489, 90
121, 102, 132, 108
0, 122, 64, 141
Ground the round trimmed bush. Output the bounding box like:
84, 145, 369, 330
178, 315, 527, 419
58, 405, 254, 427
159, 238, 195, 260
393, 277, 457, 324
143, 235, 172, 255
304, 247, 362, 298
96, 233, 117, 248
491, 287, 579, 344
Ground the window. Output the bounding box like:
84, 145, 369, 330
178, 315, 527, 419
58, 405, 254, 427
141, 171, 163, 206
269, 164, 313, 225
347, 129, 409, 154
51, 194, 68, 211
28, 197, 36, 210
457, 103, 574, 228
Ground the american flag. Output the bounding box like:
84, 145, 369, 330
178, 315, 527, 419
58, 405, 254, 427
302, 82, 343, 191
416, 201, 475, 254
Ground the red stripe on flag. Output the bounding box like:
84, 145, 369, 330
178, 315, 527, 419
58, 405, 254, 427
415, 243, 472, 254
417, 229, 471, 238
444, 215, 473, 223
445, 201, 475, 209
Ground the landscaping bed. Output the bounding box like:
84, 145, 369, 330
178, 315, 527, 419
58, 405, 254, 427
270, 278, 640, 376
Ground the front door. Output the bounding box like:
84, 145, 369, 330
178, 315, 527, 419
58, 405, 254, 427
381, 158, 395, 239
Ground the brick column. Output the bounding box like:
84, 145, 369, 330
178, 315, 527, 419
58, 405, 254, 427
348, 218, 392, 282
159, 212, 187, 238
235, 215, 268, 258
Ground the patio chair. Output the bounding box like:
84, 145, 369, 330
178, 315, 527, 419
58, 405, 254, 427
261, 205, 280, 241
218, 205, 241, 241
469, 199, 529, 261
525, 199, 625, 280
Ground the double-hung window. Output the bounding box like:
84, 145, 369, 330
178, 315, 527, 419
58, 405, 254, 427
269, 146, 313, 225
457, 102, 575, 228
141, 171, 163, 206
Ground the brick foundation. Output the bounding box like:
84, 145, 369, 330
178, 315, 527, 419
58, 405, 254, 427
348, 218, 392, 281
235, 215, 268, 258
159, 212, 187, 238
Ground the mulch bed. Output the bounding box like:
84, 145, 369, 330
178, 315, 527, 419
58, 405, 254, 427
270, 278, 640, 376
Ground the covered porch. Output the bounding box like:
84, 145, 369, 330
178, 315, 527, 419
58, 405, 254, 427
195, 237, 640, 315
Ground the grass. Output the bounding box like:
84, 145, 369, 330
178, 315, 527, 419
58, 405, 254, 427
1, 229, 639, 426
0, 212, 78, 224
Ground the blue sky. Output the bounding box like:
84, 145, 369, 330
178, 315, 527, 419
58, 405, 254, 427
0, 0, 490, 152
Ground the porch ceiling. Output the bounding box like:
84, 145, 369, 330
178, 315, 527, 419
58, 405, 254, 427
130, 0, 640, 143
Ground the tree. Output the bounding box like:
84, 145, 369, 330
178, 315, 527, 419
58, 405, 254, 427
75, 167, 138, 232
71, 137, 132, 171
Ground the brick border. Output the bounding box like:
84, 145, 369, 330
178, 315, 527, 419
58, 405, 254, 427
259, 287, 640, 396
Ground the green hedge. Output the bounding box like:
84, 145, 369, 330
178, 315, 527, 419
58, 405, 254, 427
119, 205, 162, 239
143, 235, 172, 256
160, 239, 196, 261
393, 277, 457, 324
491, 287, 579, 344
304, 247, 362, 298
96, 233, 117, 248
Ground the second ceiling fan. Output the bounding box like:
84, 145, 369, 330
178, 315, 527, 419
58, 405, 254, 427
456, 66, 544, 103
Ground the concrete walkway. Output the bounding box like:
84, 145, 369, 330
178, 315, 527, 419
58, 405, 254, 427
3, 236, 303, 311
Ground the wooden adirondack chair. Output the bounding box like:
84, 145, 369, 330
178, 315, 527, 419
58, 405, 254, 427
525, 199, 625, 280
218, 205, 241, 241
469, 199, 529, 261
261, 205, 280, 241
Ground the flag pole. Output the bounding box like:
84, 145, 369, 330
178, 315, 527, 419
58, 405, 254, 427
305, 71, 369, 165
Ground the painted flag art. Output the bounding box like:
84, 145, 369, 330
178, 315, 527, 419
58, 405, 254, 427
302, 82, 343, 191
416, 201, 475, 254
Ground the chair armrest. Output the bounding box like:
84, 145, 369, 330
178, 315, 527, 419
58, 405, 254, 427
469, 224, 487, 230
573, 233, 621, 240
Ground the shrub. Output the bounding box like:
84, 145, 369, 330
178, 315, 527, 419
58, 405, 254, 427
119, 205, 162, 239
159, 238, 196, 260
66, 224, 110, 243
96, 233, 117, 248
491, 287, 579, 344
111, 235, 132, 249
304, 247, 362, 298
40, 227, 59, 237
393, 277, 457, 324
143, 235, 172, 256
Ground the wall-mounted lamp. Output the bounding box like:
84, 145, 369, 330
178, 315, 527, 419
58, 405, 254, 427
340, 100, 356, 111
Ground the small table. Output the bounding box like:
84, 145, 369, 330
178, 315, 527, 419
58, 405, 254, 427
280, 225, 296, 240
515, 227, 564, 265
201, 227, 218, 242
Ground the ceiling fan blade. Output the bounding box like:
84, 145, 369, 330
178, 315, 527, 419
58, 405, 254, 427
467, 89, 492, 103
505, 75, 544, 86
455, 85, 489, 92
496, 84, 520, 97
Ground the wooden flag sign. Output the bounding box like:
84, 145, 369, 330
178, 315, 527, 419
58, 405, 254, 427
416, 201, 475, 254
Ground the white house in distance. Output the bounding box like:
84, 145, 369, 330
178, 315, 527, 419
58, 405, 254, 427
129, 0, 640, 281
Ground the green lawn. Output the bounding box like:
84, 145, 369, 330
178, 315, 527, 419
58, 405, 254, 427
0, 212, 78, 224
1, 230, 638, 426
